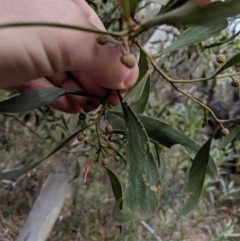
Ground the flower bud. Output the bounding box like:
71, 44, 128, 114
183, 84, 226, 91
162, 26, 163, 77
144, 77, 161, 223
114, 155, 121, 162
102, 158, 109, 166
108, 142, 115, 149
120, 54, 136, 68
77, 133, 85, 142
231, 79, 239, 88
221, 128, 229, 137
105, 124, 113, 133
216, 54, 226, 64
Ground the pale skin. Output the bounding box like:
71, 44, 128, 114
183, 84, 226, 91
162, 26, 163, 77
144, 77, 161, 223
0, 0, 139, 113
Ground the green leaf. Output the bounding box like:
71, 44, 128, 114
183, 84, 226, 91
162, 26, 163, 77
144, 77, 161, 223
0, 87, 96, 113
142, 0, 240, 28
112, 103, 161, 223
146, 0, 170, 6
215, 53, 240, 75
107, 49, 150, 125
162, 22, 228, 55
116, 0, 138, 20
204, 30, 240, 49
123, 70, 150, 106
219, 124, 240, 149
105, 167, 123, 202
110, 112, 217, 178
155, 143, 167, 180
101, 5, 118, 25
160, 0, 186, 13
227, 119, 240, 124
128, 49, 150, 113
112, 198, 133, 224
177, 134, 213, 217
0, 128, 83, 180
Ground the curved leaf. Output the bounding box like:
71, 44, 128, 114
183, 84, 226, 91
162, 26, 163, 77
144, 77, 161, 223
105, 167, 123, 202
112, 199, 133, 224
123, 70, 150, 106
107, 49, 150, 125
219, 124, 240, 149
142, 0, 240, 28
0, 87, 97, 113
117, 0, 138, 19
126, 49, 150, 113
162, 22, 227, 55
177, 134, 213, 217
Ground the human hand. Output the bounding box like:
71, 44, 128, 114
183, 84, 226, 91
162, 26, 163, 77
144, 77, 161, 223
0, 0, 139, 113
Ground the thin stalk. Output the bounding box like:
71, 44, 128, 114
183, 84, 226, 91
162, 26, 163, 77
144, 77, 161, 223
0, 22, 126, 37
136, 42, 240, 84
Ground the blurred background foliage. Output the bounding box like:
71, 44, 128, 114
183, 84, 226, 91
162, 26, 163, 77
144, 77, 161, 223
0, 0, 240, 240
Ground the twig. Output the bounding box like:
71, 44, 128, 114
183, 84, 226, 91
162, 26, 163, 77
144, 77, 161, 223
139, 221, 163, 241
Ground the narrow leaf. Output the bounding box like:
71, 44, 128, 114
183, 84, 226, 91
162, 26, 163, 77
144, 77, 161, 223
0, 87, 97, 113
107, 49, 150, 126
148, 0, 170, 5
105, 167, 123, 202
219, 124, 240, 149
117, 0, 130, 19
0, 128, 83, 180
123, 70, 150, 106
216, 53, 240, 75
177, 134, 213, 217
142, 0, 240, 28
126, 49, 150, 113
162, 22, 227, 55
101, 5, 118, 25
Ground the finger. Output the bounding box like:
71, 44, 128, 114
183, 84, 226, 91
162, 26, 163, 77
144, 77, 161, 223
61, 76, 102, 107
72, 71, 107, 97
67, 1, 139, 90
